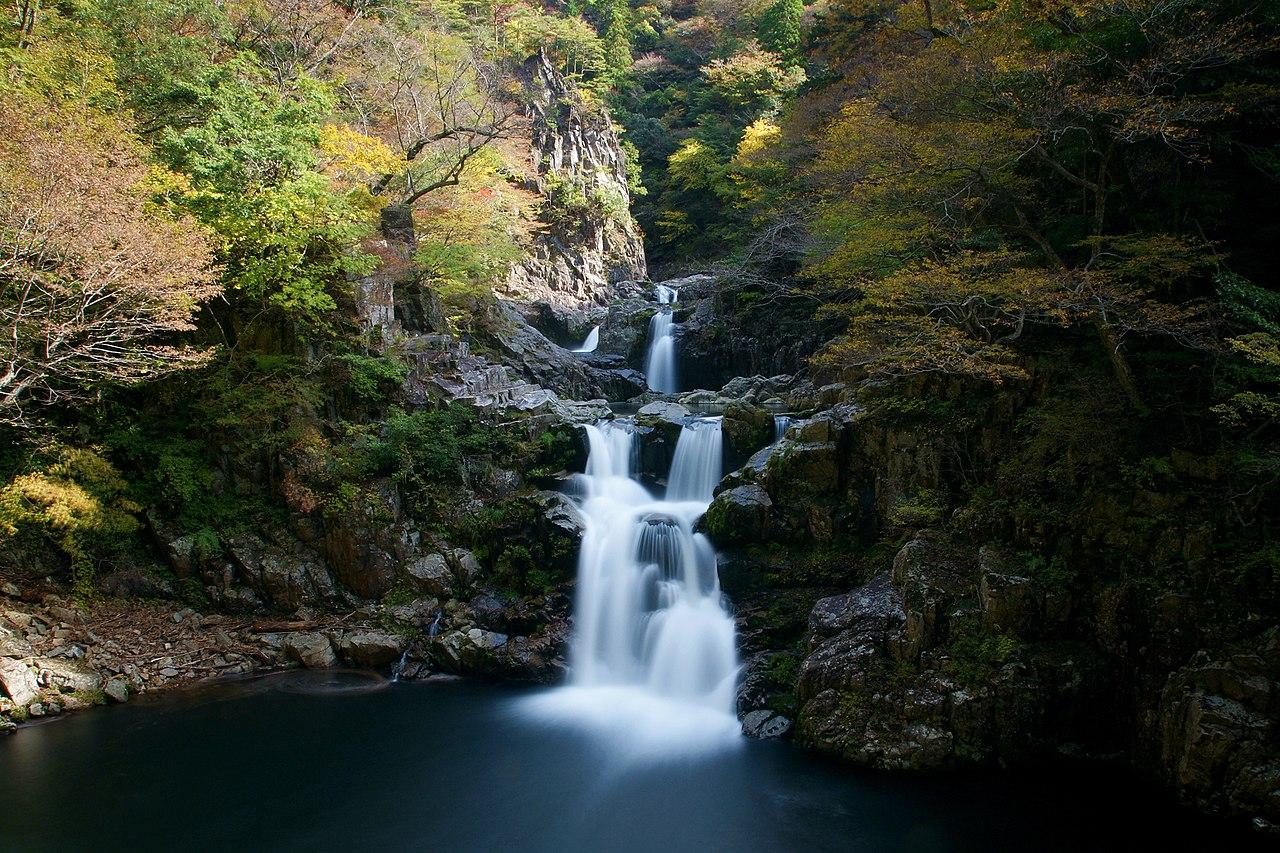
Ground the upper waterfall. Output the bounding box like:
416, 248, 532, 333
572, 325, 600, 353
645, 284, 678, 393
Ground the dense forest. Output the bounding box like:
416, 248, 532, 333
2, 0, 1279, 841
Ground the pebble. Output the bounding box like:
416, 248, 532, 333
159, 667, 180, 678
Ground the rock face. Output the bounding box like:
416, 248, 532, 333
792, 554, 1109, 771
502, 50, 646, 321
1157, 630, 1280, 824
322, 479, 406, 600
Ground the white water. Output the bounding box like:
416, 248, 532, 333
572, 325, 600, 353
655, 284, 678, 304
522, 418, 740, 753
773, 415, 793, 442
644, 308, 677, 393
667, 417, 724, 503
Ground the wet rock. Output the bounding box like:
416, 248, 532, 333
282, 632, 336, 668
742, 710, 793, 739
704, 485, 773, 546
492, 303, 645, 401
636, 400, 690, 427
336, 630, 407, 669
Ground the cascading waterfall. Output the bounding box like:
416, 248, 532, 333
773, 415, 793, 442
524, 417, 739, 749
645, 287, 678, 393
667, 417, 724, 503
571, 325, 600, 353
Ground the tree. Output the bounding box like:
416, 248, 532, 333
600, 0, 633, 81
757, 0, 803, 65
156, 65, 379, 327
801, 0, 1265, 405
0, 93, 218, 427
352, 25, 516, 206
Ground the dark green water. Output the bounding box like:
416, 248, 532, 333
0, 674, 1262, 852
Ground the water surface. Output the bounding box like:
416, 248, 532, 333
0, 676, 1262, 852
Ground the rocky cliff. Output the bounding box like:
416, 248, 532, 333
501, 50, 647, 326
699, 378, 1280, 833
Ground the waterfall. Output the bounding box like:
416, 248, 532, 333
529, 418, 738, 746
644, 308, 677, 393
773, 415, 793, 442
572, 325, 600, 353
655, 284, 678, 304
667, 417, 724, 503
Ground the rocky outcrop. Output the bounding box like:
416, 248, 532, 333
490, 302, 646, 401
1156, 630, 1280, 825
322, 479, 410, 600
502, 50, 646, 322
792, 545, 1112, 771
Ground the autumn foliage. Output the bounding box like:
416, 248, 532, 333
0, 94, 218, 427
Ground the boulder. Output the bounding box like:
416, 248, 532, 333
282, 632, 336, 668
742, 709, 793, 739
104, 677, 130, 704
449, 549, 482, 592
36, 659, 102, 693
406, 553, 455, 598
704, 485, 773, 546
636, 400, 690, 426
0, 626, 32, 658
808, 573, 907, 648
722, 401, 774, 469
0, 658, 38, 707
337, 630, 407, 669
527, 491, 587, 578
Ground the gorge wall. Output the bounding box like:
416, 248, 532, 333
502, 50, 647, 327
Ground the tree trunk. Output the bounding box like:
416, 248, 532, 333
1092, 312, 1146, 413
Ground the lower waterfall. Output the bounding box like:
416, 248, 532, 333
520, 417, 740, 752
